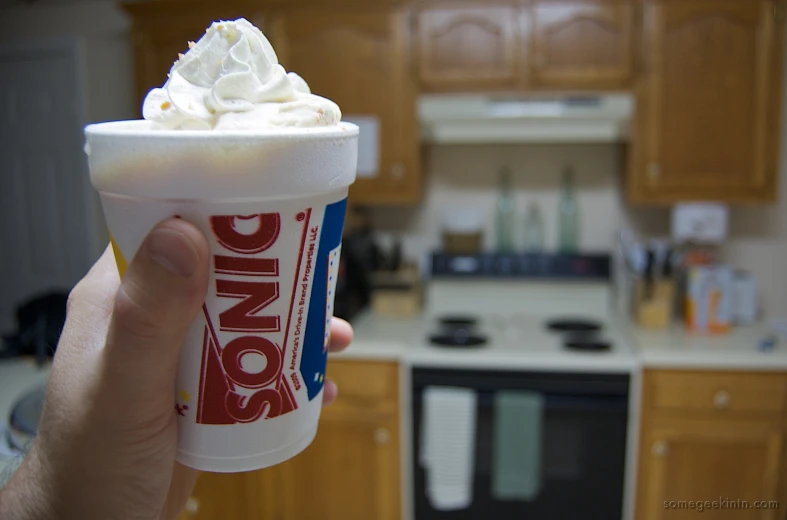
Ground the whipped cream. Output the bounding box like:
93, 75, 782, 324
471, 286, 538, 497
143, 18, 341, 130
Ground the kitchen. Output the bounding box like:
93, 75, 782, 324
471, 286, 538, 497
1, 0, 787, 519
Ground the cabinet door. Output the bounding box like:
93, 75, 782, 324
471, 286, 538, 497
528, 0, 635, 88
177, 472, 260, 520
264, 410, 401, 520
272, 10, 420, 205
636, 417, 783, 520
415, 3, 522, 90
629, 0, 784, 204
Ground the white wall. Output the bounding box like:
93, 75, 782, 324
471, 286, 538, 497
0, 1, 136, 257
368, 143, 626, 257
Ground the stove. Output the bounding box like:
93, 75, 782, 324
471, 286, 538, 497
412, 253, 636, 520
410, 253, 636, 372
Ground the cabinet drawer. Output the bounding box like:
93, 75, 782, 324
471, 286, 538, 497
327, 359, 398, 404
648, 371, 787, 416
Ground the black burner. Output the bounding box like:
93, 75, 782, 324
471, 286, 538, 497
564, 339, 612, 352
429, 327, 487, 348
546, 318, 603, 334
438, 315, 479, 327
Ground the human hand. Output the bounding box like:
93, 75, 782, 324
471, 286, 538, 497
0, 218, 353, 520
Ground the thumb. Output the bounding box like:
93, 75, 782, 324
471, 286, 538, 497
103, 219, 210, 409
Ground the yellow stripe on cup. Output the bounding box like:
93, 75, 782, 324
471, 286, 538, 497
109, 235, 128, 278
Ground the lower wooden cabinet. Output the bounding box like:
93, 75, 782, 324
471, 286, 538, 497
263, 408, 401, 520
176, 472, 262, 520
635, 370, 787, 520
179, 359, 401, 520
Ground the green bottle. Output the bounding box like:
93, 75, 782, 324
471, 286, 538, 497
558, 166, 579, 253
495, 167, 515, 253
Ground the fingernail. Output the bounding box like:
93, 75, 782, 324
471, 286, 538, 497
146, 228, 198, 277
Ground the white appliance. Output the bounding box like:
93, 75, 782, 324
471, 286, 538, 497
409, 280, 637, 372
409, 254, 638, 520
417, 93, 634, 144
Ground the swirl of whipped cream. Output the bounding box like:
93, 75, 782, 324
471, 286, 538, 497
143, 18, 341, 130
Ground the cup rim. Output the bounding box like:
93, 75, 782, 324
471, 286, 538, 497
85, 119, 359, 140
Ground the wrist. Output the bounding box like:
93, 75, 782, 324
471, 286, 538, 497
0, 442, 56, 520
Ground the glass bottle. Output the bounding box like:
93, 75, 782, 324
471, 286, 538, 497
558, 166, 579, 253
495, 167, 515, 253
523, 202, 544, 252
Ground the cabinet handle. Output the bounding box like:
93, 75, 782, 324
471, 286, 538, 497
713, 390, 731, 410
184, 497, 200, 517
774, 2, 786, 24
635, 2, 645, 76
533, 51, 546, 69
374, 428, 391, 445
646, 162, 660, 181
652, 440, 669, 457
390, 162, 405, 180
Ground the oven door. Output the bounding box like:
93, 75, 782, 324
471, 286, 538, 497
412, 368, 630, 520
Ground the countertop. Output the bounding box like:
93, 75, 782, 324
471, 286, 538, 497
335, 311, 787, 372
0, 358, 51, 479
630, 322, 787, 370
335, 311, 639, 373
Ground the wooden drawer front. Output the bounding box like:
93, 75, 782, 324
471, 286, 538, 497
327, 359, 398, 403
648, 371, 787, 416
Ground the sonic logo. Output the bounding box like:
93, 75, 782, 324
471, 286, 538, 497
196, 212, 298, 425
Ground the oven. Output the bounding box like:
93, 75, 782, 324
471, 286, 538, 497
412, 367, 630, 519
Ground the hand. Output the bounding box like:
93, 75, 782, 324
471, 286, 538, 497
0, 219, 353, 520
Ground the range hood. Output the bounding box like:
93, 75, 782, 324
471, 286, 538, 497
418, 93, 634, 144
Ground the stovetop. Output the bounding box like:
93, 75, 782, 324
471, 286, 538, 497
425, 313, 623, 353
405, 279, 638, 373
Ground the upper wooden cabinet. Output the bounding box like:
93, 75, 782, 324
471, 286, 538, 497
527, 0, 636, 89
628, 0, 784, 204
271, 9, 421, 205
414, 2, 523, 90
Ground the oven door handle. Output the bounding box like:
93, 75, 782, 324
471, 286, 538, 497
415, 389, 629, 411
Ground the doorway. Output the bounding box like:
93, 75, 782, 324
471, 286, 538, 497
0, 39, 97, 333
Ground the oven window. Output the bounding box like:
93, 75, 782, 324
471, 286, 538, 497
414, 383, 629, 520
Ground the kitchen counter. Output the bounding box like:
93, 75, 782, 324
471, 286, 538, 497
0, 358, 51, 479
330, 312, 420, 361
338, 311, 787, 372
631, 322, 787, 371
335, 311, 639, 373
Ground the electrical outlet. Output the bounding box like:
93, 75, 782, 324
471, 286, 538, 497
671, 203, 729, 244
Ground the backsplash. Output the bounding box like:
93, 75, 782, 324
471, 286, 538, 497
368, 143, 634, 260
366, 142, 787, 319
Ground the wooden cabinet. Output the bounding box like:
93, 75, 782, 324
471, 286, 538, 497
177, 473, 262, 520
635, 370, 787, 520
638, 419, 782, 520
179, 359, 401, 520
266, 409, 401, 520
262, 359, 401, 520
527, 0, 635, 88
414, 2, 523, 90
271, 10, 421, 205
628, 0, 785, 204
